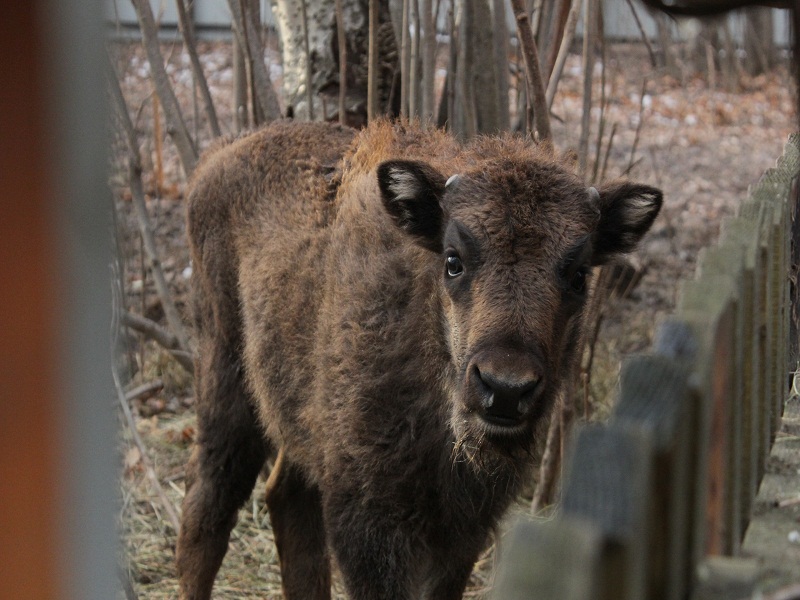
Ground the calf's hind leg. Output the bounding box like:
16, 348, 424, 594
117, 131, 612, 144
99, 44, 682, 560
176, 340, 267, 600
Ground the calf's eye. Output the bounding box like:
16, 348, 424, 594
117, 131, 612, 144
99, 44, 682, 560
445, 254, 464, 278
570, 266, 588, 294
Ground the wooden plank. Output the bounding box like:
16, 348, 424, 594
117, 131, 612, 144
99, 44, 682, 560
678, 275, 737, 557
561, 422, 654, 600
740, 199, 775, 480
612, 354, 693, 600
492, 516, 610, 600
719, 218, 762, 541
770, 192, 789, 433
696, 244, 745, 551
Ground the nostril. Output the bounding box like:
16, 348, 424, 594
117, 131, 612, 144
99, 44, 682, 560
471, 366, 495, 410
479, 369, 540, 400
473, 366, 541, 420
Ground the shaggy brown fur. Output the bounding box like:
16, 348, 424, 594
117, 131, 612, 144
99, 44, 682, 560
176, 119, 663, 600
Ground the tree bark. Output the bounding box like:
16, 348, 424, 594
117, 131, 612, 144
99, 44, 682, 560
272, 0, 397, 124
491, 0, 510, 131
334, 0, 348, 124
130, 0, 198, 177
228, 0, 282, 121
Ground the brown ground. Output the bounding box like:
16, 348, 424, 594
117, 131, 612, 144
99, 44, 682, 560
111, 38, 797, 598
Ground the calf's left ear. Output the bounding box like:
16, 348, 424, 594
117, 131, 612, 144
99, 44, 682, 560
591, 181, 663, 265
377, 160, 446, 252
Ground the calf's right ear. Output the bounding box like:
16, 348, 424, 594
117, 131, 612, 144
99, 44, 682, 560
377, 160, 446, 252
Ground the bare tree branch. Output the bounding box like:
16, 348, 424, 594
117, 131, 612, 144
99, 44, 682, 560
578, 0, 597, 177
175, 0, 222, 138
368, 0, 379, 121
334, 0, 348, 124
421, 0, 436, 123
400, 0, 410, 118
409, 0, 421, 117
106, 54, 194, 355
531, 398, 564, 514
228, 0, 282, 121
509, 0, 552, 143
130, 0, 198, 177
545, 0, 580, 110
624, 0, 658, 68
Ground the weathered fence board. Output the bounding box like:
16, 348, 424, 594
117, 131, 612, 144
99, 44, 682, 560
493, 134, 800, 600
560, 423, 655, 600
492, 517, 609, 600
612, 355, 693, 600
678, 275, 738, 556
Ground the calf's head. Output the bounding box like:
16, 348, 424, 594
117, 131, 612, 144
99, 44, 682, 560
377, 156, 661, 459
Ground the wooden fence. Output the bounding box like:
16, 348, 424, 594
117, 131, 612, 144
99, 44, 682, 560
493, 134, 800, 600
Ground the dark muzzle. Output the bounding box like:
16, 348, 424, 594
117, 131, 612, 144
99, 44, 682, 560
467, 349, 544, 427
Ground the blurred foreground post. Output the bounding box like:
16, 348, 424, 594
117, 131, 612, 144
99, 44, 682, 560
0, 1, 117, 599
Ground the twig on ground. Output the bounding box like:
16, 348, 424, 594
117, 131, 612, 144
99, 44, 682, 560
122, 311, 195, 374
113, 362, 182, 533
125, 379, 165, 403
777, 495, 800, 508
757, 584, 800, 600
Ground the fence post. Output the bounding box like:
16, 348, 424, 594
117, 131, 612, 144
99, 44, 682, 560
696, 244, 746, 550
677, 274, 737, 557
612, 353, 694, 600
560, 422, 655, 600
718, 219, 762, 541
492, 516, 610, 600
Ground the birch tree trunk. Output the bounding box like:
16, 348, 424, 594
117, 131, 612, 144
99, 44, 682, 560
271, 0, 398, 124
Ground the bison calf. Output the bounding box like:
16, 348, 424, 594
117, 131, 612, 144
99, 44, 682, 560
176, 120, 662, 600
